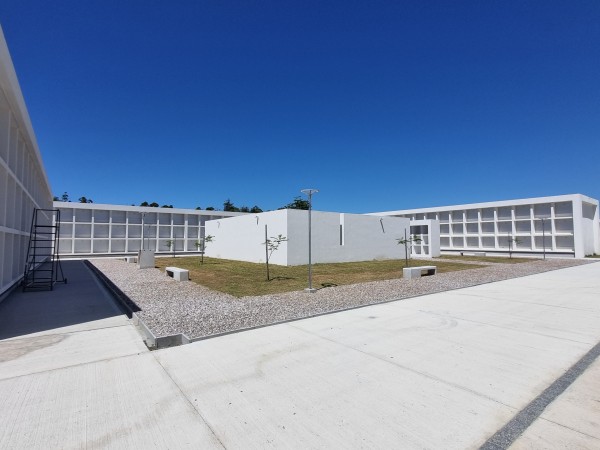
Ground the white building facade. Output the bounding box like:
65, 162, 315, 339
205, 209, 438, 266
372, 194, 600, 258
52, 202, 242, 257
0, 26, 53, 299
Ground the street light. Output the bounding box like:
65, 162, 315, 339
301, 188, 318, 293
540, 217, 547, 260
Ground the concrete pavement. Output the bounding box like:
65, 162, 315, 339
510, 357, 600, 449
0, 261, 223, 448
0, 261, 599, 448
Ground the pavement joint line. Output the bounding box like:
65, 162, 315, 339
535, 417, 600, 442
419, 310, 596, 346
479, 339, 600, 450
151, 353, 227, 449
0, 348, 148, 382
288, 322, 518, 410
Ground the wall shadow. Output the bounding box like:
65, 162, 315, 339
0, 260, 126, 340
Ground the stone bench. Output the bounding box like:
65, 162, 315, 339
125, 256, 137, 263
165, 266, 189, 282
403, 265, 437, 280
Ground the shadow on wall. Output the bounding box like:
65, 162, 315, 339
0, 261, 126, 340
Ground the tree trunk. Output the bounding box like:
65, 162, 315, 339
265, 225, 270, 281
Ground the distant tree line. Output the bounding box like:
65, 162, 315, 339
54, 192, 311, 211
139, 202, 173, 208
53, 192, 93, 203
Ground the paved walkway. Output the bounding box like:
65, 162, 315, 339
0, 261, 598, 448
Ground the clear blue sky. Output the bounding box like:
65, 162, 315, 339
1, 1, 599, 213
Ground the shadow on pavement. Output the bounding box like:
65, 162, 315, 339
0, 260, 125, 340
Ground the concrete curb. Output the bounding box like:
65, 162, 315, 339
84, 260, 192, 350
132, 313, 191, 350
83, 260, 141, 318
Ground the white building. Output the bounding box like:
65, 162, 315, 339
52, 202, 242, 257
0, 26, 53, 299
371, 194, 600, 258
205, 209, 439, 266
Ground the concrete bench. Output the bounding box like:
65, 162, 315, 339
403, 265, 437, 280
471, 252, 486, 257
165, 267, 189, 282
125, 256, 137, 263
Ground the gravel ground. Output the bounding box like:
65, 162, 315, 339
90, 258, 594, 340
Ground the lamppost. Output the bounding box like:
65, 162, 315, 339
540, 217, 547, 260
301, 188, 318, 293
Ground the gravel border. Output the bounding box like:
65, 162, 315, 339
90, 258, 594, 340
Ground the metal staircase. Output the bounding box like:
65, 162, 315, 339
22, 208, 67, 291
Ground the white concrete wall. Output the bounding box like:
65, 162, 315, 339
206, 210, 411, 266
580, 199, 599, 256
308, 212, 410, 264
205, 209, 289, 265
372, 194, 599, 258
0, 26, 53, 298
54, 202, 244, 256
410, 219, 441, 258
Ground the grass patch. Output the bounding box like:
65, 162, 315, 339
154, 257, 484, 297
437, 255, 537, 264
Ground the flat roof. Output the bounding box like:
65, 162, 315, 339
53, 201, 245, 217
369, 193, 599, 216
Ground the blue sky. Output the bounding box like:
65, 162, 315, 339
1, 1, 599, 213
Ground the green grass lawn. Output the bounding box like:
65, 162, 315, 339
155, 256, 484, 297
437, 255, 537, 264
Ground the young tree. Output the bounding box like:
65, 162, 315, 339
149, 202, 159, 207
507, 234, 522, 259
78, 196, 93, 203
194, 235, 214, 264
397, 231, 422, 268
250, 206, 263, 213
165, 239, 176, 258
140, 201, 149, 207
206, 206, 215, 211
264, 230, 287, 281
61, 192, 70, 202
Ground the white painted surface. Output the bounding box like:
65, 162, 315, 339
53, 201, 244, 256
205, 209, 411, 265
402, 265, 437, 279
0, 26, 53, 297
410, 218, 441, 257
372, 194, 600, 258
165, 266, 189, 281
206, 209, 289, 265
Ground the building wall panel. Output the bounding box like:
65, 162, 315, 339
0, 27, 53, 298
